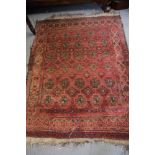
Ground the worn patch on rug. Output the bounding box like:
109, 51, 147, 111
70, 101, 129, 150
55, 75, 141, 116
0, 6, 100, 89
27, 15, 129, 141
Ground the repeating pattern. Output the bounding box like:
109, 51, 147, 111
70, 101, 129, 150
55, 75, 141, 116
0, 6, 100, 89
27, 16, 129, 140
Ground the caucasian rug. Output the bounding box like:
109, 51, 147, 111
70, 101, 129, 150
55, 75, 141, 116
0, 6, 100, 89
27, 14, 129, 144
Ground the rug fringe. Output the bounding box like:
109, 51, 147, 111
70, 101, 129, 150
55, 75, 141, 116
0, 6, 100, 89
41, 11, 120, 21
27, 137, 128, 146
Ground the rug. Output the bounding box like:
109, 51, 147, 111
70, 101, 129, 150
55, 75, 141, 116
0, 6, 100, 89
27, 14, 129, 143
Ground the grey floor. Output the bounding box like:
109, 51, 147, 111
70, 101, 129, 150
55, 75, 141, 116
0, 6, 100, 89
26, 3, 129, 155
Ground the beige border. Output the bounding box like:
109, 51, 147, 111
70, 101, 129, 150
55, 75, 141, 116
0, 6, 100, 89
27, 137, 128, 146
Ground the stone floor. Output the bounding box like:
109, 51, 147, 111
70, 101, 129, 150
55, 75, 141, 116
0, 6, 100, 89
26, 3, 129, 155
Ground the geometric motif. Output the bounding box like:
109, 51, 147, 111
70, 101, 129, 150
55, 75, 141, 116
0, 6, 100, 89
60, 78, 70, 89
90, 78, 100, 88
75, 78, 85, 89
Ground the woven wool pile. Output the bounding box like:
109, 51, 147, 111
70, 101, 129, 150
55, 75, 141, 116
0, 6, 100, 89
27, 14, 129, 144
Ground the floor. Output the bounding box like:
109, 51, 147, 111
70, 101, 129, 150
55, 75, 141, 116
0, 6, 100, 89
26, 3, 129, 155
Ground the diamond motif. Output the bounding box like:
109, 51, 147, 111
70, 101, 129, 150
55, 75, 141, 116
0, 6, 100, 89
66, 87, 78, 97
90, 78, 100, 88
74, 51, 84, 61
109, 95, 117, 105
84, 72, 90, 78
75, 42, 81, 48
76, 64, 84, 72
82, 87, 93, 97
89, 63, 97, 71
91, 95, 101, 106
60, 51, 70, 61
75, 78, 85, 89
89, 51, 97, 58
102, 40, 107, 46
44, 79, 54, 89
97, 86, 108, 96
46, 53, 57, 61
76, 95, 86, 105
104, 63, 111, 70
102, 51, 110, 57
105, 78, 115, 87
60, 96, 68, 105
52, 87, 62, 96
44, 95, 54, 104
61, 78, 70, 89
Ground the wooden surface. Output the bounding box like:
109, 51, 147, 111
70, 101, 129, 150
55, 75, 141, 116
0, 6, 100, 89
27, 0, 110, 12
111, 0, 129, 10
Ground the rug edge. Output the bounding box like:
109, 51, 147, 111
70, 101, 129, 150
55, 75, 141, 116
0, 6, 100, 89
36, 12, 120, 22
26, 137, 129, 146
